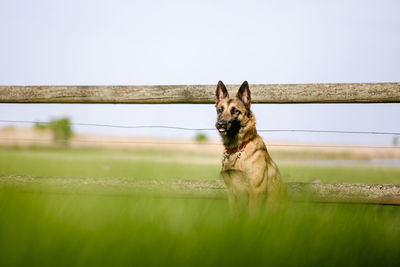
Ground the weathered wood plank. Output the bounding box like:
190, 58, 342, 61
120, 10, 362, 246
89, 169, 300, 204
1, 175, 399, 205
1, 83, 399, 103
287, 182, 400, 205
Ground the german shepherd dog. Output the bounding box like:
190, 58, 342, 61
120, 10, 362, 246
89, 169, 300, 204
215, 81, 286, 213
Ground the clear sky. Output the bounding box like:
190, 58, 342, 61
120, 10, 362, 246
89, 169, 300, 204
0, 0, 399, 145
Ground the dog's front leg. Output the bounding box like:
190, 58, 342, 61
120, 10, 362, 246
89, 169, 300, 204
247, 160, 268, 213
221, 171, 236, 214
249, 188, 266, 212
222, 170, 249, 215
226, 188, 236, 214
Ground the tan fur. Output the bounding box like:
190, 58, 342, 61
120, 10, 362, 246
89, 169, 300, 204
215, 81, 286, 213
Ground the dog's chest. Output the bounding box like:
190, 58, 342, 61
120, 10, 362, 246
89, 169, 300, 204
221, 151, 250, 189
221, 151, 246, 171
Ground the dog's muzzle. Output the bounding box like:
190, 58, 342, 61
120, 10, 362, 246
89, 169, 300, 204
216, 120, 229, 135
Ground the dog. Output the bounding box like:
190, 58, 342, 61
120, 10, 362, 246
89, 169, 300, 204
215, 81, 286, 213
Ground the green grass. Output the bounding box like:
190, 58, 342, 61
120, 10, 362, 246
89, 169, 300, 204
0, 189, 399, 267
1, 146, 400, 184
0, 147, 220, 179
1, 146, 400, 266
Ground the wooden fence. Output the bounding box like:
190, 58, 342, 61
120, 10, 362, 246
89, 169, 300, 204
1, 83, 400, 204
1, 82, 400, 103
1, 175, 400, 205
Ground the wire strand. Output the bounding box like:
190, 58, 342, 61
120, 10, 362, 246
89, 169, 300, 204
0, 138, 399, 149
1, 119, 399, 135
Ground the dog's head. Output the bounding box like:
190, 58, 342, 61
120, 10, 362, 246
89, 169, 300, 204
215, 81, 252, 137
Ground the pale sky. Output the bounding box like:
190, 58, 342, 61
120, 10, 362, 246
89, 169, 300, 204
0, 0, 399, 145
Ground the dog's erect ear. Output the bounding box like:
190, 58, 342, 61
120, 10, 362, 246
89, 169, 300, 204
237, 81, 251, 108
215, 81, 229, 104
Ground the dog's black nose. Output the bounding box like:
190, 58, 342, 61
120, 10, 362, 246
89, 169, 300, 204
216, 120, 227, 129
216, 120, 228, 134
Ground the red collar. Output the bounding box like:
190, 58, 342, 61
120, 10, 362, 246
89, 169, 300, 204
225, 140, 251, 154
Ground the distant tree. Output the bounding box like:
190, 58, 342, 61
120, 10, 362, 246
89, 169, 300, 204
35, 117, 72, 146
195, 133, 208, 142
393, 136, 399, 147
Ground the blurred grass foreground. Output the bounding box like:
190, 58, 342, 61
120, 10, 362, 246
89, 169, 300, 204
1, 190, 399, 267
1, 138, 400, 265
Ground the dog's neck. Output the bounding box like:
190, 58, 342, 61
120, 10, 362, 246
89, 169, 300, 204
221, 112, 258, 150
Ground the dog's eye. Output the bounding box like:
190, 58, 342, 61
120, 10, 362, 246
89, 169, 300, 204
231, 108, 241, 115
217, 107, 224, 113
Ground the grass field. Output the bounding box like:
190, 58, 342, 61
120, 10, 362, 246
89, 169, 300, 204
1, 146, 400, 184
1, 146, 400, 266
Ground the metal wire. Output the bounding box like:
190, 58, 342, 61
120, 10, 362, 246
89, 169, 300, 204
0, 138, 399, 149
1, 119, 399, 135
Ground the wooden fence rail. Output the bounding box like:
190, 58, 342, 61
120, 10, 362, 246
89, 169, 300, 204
1, 82, 400, 103
1, 175, 400, 205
